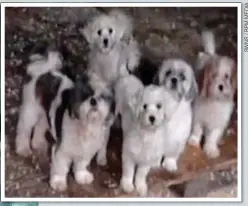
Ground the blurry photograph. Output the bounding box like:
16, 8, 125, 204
2, 3, 240, 199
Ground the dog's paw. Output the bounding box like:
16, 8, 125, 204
96, 153, 107, 166
162, 158, 178, 172
136, 181, 148, 197
50, 175, 67, 191
120, 177, 134, 193
16, 143, 32, 157
204, 144, 220, 159
188, 135, 200, 147
75, 170, 94, 185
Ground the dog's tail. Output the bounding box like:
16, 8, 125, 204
201, 30, 216, 56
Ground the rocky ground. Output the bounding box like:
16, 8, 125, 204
4, 7, 238, 198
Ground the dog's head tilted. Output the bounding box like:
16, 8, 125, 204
81, 9, 133, 54
67, 74, 115, 125
129, 85, 177, 130
156, 59, 198, 102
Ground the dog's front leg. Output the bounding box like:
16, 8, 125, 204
50, 148, 71, 191
73, 157, 94, 185
204, 128, 223, 159
135, 165, 150, 196
96, 128, 110, 166
120, 153, 135, 193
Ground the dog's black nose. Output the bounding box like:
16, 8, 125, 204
149, 116, 155, 124
219, 84, 223, 92
90, 98, 97, 106
103, 38, 108, 46
171, 78, 177, 85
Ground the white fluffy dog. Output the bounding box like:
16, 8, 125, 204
188, 30, 237, 159
15, 51, 73, 157
115, 76, 178, 196
81, 9, 141, 87
156, 58, 198, 172
50, 75, 115, 191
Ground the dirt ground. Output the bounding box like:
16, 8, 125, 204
4, 7, 238, 198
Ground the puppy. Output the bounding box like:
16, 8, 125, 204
155, 58, 198, 172
50, 75, 115, 191
81, 9, 141, 87
188, 30, 237, 159
15, 51, 73, 157
116, 80, 178, 196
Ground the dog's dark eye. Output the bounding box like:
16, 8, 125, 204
225, 74, 229, 79
97, 29, 102, 36
165, 70, 171, 77
109, 28, 113, 34
156, 103, 162, 109
143, 104, 147, 110
180, 73, 186, 81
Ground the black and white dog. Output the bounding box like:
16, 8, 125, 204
15, 47, 115, 191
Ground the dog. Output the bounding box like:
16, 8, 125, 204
155, 58, 198, 172
49, 74, 115, 191
115, 78, 178, 196
15, 50, 74, 157
188, 30, 237, 159
81, 9, 141, 87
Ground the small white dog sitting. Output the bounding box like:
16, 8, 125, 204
115, 76, 178, 196
155, 58, 198, 172
15, 50, 73, 157
50, 74, 115, 191
81, 9, 141, 87
188, 30, 237, 159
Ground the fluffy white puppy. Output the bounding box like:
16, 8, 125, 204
50, 75, 115, 191
188, 30, 237, 159
155, 58, 198, 172
81, 9, 141, 87
116, 78, 178, 196
15, 51, 73, 157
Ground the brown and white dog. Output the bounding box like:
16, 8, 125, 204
188, 30, 237, 159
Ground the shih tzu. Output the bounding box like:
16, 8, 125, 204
81, 9, 141, 87
15, 50, 74, 157
188, 30, 237, 159
115, 76, 178, 196
49, 74, 115, 191
155, 58, 198, 172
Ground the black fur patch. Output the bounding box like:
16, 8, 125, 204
133, 57, 159, 86
35, 72, 62, 126
68, 74, 94, 119
54, 89, 70, 146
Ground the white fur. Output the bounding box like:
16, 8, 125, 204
201, 30, 216, 55
188, 30, 235, 159
157, 59, 198, 172
116, 80, 177, 196
27, 51, 63, 77
50, 86, 113, 191
82, 9, 141, 87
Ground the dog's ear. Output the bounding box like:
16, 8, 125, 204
231, 61, 237, 95
185, 75, 199, 102
128, 88, 143, 118
152, 73, 160, 85
200, 62, 212, 98
79, 23, 93, 44
67, 89, 80, 119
